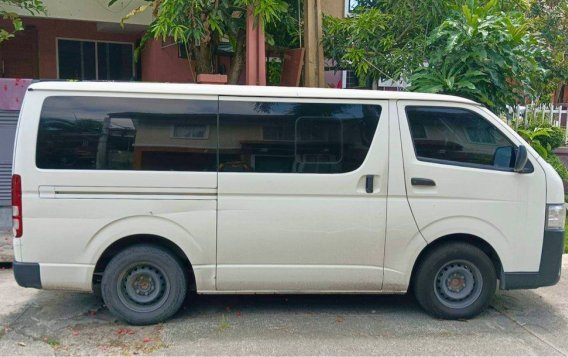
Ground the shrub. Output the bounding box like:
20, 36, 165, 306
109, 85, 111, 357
525, 122, 565, 151
545, 153, 568, 179
515, 124, 568, 179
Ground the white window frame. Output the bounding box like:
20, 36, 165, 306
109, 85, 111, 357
56, 37, 135, 80
345, 0, 355, 16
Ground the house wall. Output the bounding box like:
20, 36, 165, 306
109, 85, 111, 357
141, 39, 195, 83
0, 17, 142, 79
0, 17, 199, 83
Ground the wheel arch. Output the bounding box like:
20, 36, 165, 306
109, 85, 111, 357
409, 233, 504, 290
92, 234, 196, 292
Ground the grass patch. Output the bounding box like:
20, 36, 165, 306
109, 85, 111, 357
43, 336, 60, 348
217, 315, 231, 332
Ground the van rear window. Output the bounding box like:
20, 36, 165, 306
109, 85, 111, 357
36, 96, 218, 171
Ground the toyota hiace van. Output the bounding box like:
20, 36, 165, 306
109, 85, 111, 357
12, 82, 565, 325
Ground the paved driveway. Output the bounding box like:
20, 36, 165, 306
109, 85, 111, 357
0, 257, 567, 356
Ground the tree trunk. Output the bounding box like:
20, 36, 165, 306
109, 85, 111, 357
194, 42, 214, 75
228, 31, 246, 85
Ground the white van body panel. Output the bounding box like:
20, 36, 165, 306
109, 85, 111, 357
397, 101, 547, 273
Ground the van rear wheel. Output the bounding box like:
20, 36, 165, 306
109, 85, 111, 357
101, 244, 187, 325
413, 242, 496, 319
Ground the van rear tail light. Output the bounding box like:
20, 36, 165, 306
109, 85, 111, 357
12, 175, 22, 238
546, 204, 566, 231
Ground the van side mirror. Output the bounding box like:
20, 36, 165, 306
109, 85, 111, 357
514, 145, 529, 173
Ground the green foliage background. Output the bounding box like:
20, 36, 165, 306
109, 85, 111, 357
0, 0, 45, 43
323, 0, 568, 112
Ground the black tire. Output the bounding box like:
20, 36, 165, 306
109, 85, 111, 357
413, 242, 496, 320
101, 244, 187, 325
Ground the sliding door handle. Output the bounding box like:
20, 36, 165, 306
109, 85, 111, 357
411, 178, 436, 187
365, 175, 374, 193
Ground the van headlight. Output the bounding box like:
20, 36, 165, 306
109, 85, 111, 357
546, 204, 566, 230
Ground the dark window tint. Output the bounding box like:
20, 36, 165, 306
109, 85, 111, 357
219, 101, 381, 173
37, 96, 218, 171
406, 107, 515, 169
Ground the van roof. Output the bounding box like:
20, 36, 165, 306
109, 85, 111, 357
28, 81, 479, 105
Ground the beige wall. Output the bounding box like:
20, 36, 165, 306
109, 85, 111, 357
321, 0, 345, 18
4, 0, 152, 25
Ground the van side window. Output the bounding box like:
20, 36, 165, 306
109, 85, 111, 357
406, 106, 516, 169
218, 102, 381, 173
36, 96, 218, 171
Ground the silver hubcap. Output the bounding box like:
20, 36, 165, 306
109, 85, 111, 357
434, 260, 483, 309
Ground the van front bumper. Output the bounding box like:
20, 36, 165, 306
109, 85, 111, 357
13, 261, 42, 289
501, 230, 565, 290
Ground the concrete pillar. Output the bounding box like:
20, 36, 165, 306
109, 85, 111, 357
303, 0, 325, 87
245, 7, 266, 86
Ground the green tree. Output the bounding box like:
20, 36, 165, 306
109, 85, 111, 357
323, 0, 449, 83
0, 0, 45, 43
409, 0, 547, 111
110, 0, 288, 84
266, 0, 302, 49
527, 0, 568, 103
322, 0, 530, 86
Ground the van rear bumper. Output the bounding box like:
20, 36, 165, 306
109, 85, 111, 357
13, 261, 42, 289
501, 230, 565, 290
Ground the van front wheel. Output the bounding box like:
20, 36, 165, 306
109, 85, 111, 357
413, 242, 496, 319
101, 245, 187, 325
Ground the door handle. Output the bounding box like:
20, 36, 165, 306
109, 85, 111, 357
365, 175, 374, 193
411, 178, 436, 186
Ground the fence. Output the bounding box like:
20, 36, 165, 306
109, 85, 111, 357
506, 104, 568, 143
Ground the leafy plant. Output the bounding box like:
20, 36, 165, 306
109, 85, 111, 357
322, 0, 533, 88
516, 124, 568, 179
266, 58, 282, 85
0, 0, 45, 43
528, 0, 568, 103
322, 0, 449, 83
524, 123, 565, 150
516, 127, 553, 158
109, 0, 288, 84
545, 152, 568, 179
409, 0, 547, 112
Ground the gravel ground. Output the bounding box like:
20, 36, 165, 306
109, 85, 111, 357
0, 256, 566, 356
0, 231, 12, 263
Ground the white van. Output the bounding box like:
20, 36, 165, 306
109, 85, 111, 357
12, 82, 565, 325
